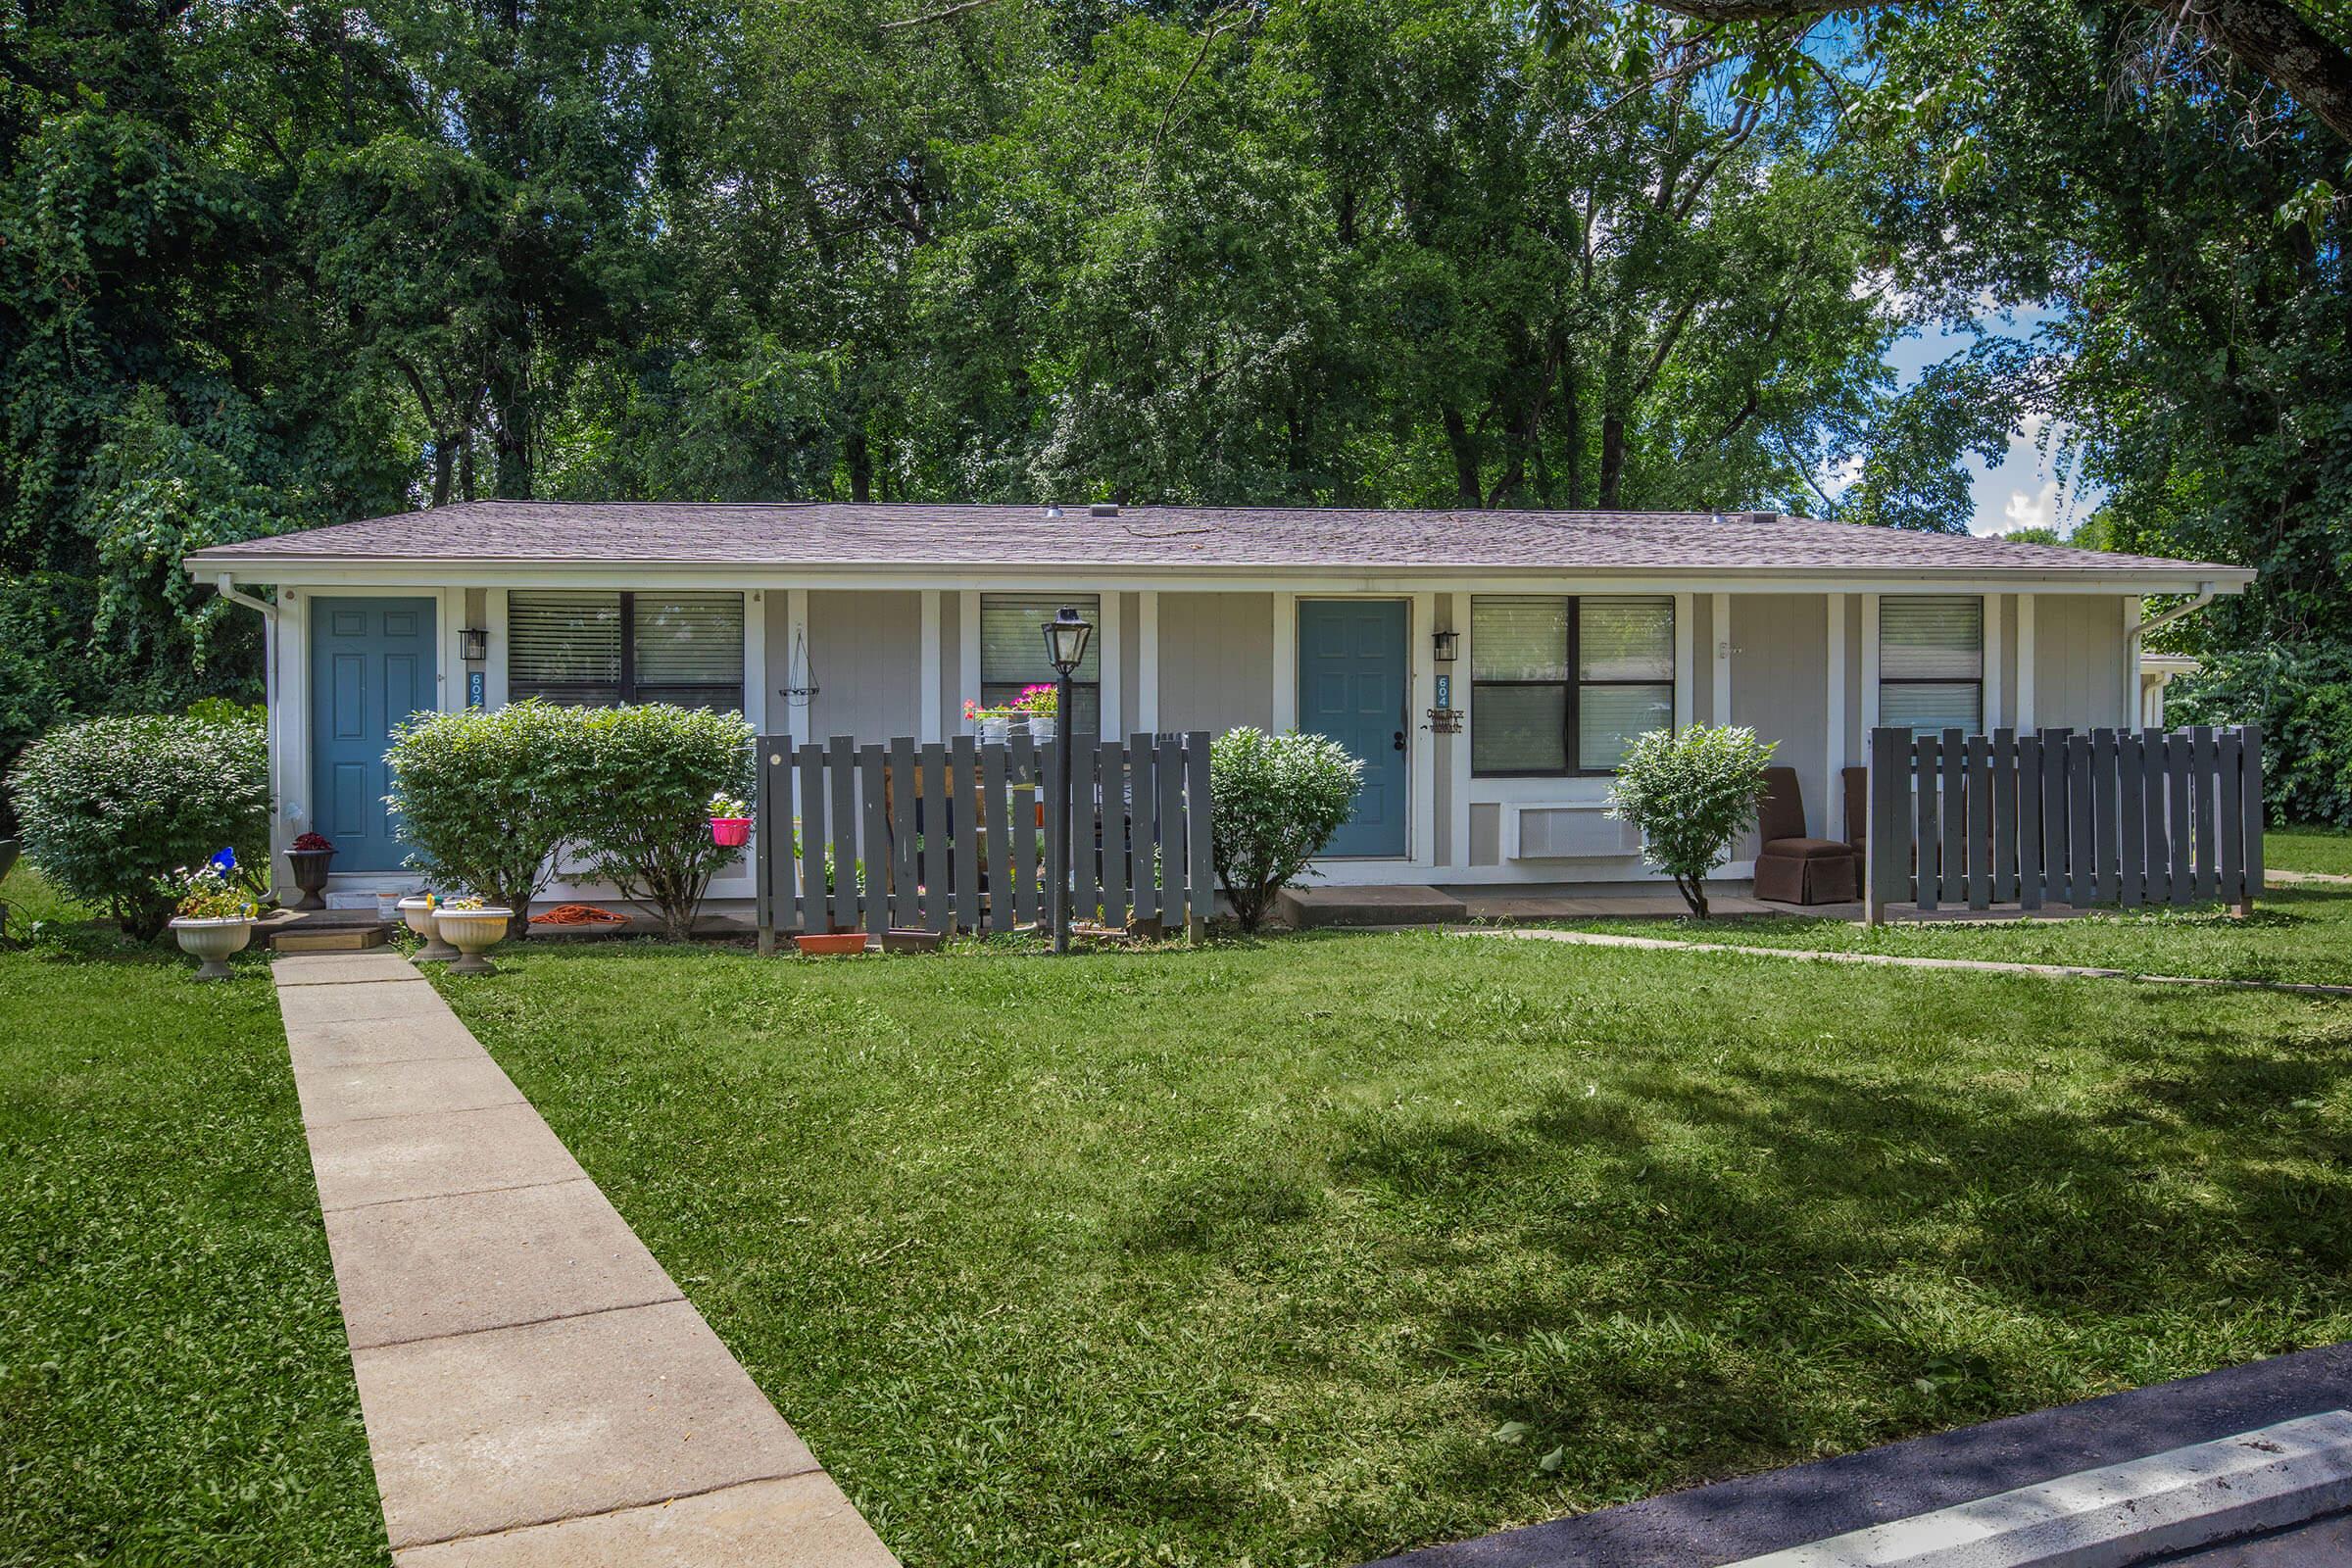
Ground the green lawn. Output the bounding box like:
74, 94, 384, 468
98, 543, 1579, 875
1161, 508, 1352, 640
0, 869, 386, 1568
433, 931, 2352, 1568
2272, 824, 2352, 878
1529, 881, 2352, 988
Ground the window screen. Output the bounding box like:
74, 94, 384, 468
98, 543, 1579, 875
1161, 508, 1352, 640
508, 591, 744, 712
1880, 595, 1983, 736
979, 594, 1101, 734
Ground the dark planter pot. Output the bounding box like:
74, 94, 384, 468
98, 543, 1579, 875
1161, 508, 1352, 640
286, 848, 334, 910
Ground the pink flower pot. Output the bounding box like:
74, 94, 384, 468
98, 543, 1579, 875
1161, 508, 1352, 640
710, 817, 752, 848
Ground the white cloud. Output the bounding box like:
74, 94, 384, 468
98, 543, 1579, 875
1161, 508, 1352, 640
2003, 480, 2063, 533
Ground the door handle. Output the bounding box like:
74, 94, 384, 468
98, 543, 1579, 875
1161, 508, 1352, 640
1393, 730, 1407, 752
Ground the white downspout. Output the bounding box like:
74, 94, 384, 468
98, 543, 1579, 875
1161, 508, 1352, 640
2127, 583, 2217, 641
214, 573, 285, 892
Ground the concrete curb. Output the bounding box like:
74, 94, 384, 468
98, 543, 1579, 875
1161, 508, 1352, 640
1454, 927, 2352, 998
1726, 1411, 2352, 1568
1362, 1343, 2352, 1568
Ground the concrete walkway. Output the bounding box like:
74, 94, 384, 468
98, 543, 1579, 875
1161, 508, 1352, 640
1459, 927, 2352, 998
271, 952, 896, 1568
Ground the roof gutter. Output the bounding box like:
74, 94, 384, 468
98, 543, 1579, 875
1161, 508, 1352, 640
2128, 582, 2218, 641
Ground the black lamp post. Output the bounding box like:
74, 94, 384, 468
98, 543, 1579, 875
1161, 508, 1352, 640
1042, 605, 1094, 954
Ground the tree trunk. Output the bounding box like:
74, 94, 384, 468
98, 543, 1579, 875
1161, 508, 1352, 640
847, 427, 872, 504
1597, 409, 1628, 509
1442, 406, 1482, 506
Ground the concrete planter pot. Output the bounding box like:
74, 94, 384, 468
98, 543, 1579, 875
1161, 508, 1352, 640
398, 896, 460, 962
170, 915, 253, 980
879, 927, 945, 955
432, 907, 513, 974
286, 848, 335, 910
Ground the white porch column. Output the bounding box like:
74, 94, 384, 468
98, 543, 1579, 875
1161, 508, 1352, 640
1411, 591, 1437, 868
1827, 593, 1847, 838
1137, 590, 1160, 736
1450, 589, 1472, 872
1859, 593, 1881, 733
1673, 592, 1695, 726
919, 589, 942, 743
1271, 593, 1298, 730
1984, 592, 2003, 730
485, 589, 510, 709
743, 590, 767, 737
2015, 594, 2036, 732
1098, 590, 1123, 738
1710, 592, 1732, 726
2122, 596, 2141, 731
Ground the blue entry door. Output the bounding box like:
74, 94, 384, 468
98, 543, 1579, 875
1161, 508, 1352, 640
1298, 599, 1410, 858
311, 598, 436, 871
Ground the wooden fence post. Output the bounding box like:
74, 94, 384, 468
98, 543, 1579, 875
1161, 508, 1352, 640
1186, 732, 1214, 942
2240, 722, 2264, 915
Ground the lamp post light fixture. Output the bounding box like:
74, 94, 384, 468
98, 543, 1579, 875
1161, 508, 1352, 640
1042, 606, 1094, 955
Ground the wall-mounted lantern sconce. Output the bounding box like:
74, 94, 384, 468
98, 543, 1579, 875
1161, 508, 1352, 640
1432, 629, 1460, 663
460, 626, 488, 662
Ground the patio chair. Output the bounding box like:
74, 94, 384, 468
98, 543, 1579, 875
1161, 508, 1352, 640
1751, 767, 1859, 906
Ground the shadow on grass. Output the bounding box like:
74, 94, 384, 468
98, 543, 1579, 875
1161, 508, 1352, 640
1314, 1020, 2352, 1486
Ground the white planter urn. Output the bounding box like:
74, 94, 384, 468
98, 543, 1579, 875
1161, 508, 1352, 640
398, 896, 459, 962
977, 714, 1011, 746
1024, 714, 1056, 745
170, 915, 253, 981
432, 907, 514, 974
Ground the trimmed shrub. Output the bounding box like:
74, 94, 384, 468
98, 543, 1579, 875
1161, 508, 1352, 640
8, 710, 270, 939
570, 706, 755, 940
384, 701, 591, 932
1606, 724, 1777, 917
1208, 727, 1363, 932
2170, 643, 2352, 828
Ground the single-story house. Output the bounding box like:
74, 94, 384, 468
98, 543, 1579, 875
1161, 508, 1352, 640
183, 501, 2251, 908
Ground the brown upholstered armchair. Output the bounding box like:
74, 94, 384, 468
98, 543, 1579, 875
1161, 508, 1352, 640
1752, 765, 1859, 905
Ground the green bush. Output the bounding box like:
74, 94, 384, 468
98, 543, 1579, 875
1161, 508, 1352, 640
2170, 643, 2352, 828
384, 701, 591, 932
8, 710, 270, 939
1606, 724, 1777, 918
1208, 727, 1363, 932
570, 706, 754, 940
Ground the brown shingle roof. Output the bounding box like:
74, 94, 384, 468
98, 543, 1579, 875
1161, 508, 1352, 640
183, 501, 2248, 581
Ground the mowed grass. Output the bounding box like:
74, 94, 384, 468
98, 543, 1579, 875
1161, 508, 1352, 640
436, 931, 2352, 1567
1534, 882, 2352, 987
2272, 824, 2352, 878
0, 869, 386, 1568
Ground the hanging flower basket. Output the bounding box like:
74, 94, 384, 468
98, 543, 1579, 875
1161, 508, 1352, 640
709, 792, 752, 848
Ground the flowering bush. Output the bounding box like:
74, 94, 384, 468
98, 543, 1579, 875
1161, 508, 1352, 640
568, 706, 756, 941
1208, 727, 1363, 932
1605, 724, 1777, 918
386, 701, 590, 931
9, 710, 269, 938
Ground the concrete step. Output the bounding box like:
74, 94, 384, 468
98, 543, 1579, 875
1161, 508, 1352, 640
1277, 884, 1467, 928
259, 908, 394, 952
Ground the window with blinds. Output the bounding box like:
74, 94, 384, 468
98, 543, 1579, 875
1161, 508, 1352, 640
1471, 596, 1674, 774
1879, 595, 1983, 736
508, 591, 744, 711
979, 594, 1101, 734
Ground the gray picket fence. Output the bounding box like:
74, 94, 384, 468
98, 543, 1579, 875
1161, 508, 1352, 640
750, 731, 1215, 949
1864, 724, 2264, 921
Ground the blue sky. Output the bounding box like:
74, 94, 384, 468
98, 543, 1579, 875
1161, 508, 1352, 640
1869, 306, 2092, 537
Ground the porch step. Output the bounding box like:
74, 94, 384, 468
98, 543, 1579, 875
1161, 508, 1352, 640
1278, 884, 1468, 929
257, 908, 394, 952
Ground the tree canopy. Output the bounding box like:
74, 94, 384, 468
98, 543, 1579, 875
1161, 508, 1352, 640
2, 0, 2345, 795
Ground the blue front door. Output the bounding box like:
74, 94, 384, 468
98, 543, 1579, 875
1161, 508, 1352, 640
1298, 599, 1409, 858
311, 598, 436, 871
